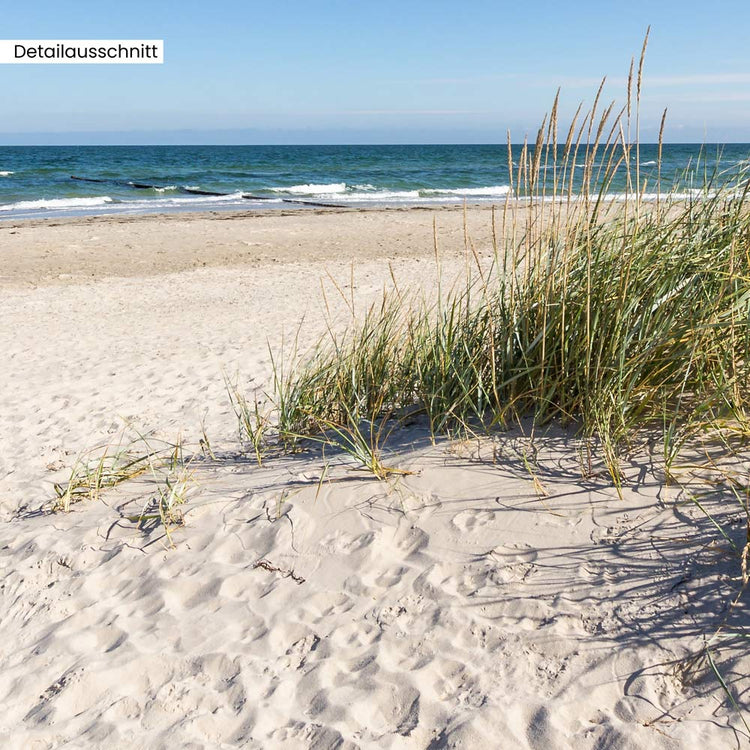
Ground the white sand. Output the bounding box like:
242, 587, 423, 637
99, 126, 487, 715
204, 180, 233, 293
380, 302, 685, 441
0, 209, 747, 748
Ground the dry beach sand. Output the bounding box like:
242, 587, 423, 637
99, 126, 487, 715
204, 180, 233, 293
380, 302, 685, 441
1, 207, 748, 748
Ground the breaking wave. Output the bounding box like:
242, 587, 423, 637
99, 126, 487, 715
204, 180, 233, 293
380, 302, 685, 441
0, 196, 114, 212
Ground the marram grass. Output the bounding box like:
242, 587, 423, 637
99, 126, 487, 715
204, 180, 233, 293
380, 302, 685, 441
274, 198, 750, 486
272, 45, 750, 491
266, 49, 750, 724
45, 36, 750, 733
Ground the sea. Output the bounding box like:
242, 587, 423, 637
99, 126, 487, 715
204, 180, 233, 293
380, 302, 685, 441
1, 144, 749, 221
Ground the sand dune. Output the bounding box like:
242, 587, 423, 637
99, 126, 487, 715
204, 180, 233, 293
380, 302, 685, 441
0, 208, 747, 748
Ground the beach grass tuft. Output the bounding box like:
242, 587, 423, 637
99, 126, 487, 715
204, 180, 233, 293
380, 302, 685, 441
225, 375, 272, 466
52, 431, 162, 512
269, 43, 750, 493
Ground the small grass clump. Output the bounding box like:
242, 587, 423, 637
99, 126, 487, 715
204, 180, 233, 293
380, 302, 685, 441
299, 396, 413, 480
225, 375, 272, 466
51, 432, 164, 512
130, 458, 196, 547
51, 427, 198, 546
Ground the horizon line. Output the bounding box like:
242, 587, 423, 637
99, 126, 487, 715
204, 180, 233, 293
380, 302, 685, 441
2, 140, 749, 147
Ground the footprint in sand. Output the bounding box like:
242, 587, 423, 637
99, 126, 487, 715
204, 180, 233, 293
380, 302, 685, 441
489, 543, 539, 583
380, 636, 435, 672
431, 660, 486, 708
290, 591, 354, 625
329, 620, 381, 651
426, 561, 490, 598
451, 509, 495, 532
281, 633, 322, 672
219, 570, 271, 601
360, 564, 408, 590
385, 521, 429, 558
269, 720, 352, 749
318, 530, 375, 556
348, 682, 421, 740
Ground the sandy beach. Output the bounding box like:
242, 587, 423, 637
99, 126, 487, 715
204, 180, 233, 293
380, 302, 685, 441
1, 207, 747, 748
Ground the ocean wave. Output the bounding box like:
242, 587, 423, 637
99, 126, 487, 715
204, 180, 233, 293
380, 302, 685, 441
126, 182, 178, 193
126, 192, 251, 207
328, 190, 422, 202
115, 193, 289, 211
0, 196, 114, 212
2, 183, 728, 219
641, 160, 657, 166
267, 184, 511, 202
424, 186, 511, 197
0, 171, 14, 176
271, 183, 348, 195
0, 192, 258, 216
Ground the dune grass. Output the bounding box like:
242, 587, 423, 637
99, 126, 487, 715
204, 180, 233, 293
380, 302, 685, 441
259, 40, 750, 723
41, 34, 750, 732
225, 375, 272, 466
51, 430, 165, 512
271, 41, 750, 496
50, 429, 195, 542
51, 40, 749, 523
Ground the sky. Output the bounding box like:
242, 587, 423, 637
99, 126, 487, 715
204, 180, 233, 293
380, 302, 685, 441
2, 0, 750, 144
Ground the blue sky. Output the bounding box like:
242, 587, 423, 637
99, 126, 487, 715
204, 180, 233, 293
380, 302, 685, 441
2, 0, 750, 144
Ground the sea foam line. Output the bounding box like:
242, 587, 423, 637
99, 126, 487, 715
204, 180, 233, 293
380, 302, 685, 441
270, 183, 348, 195
0, 196, 114, 211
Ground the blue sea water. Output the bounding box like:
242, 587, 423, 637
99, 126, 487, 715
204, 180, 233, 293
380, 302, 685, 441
0, 144, 749, 221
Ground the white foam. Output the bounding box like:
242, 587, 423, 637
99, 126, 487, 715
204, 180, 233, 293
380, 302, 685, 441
127, 182, 178, 193
270, 184, 511, 203
424, 186, 511, 197
271, 183, 348, 195
0, 196, 114, 212
0, 191, 287, 219
641, 160, 657, 166
0, 171, 14, 176
329, 190, 422, 202
126, 192, 249, 207
4, 182, 727, 219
